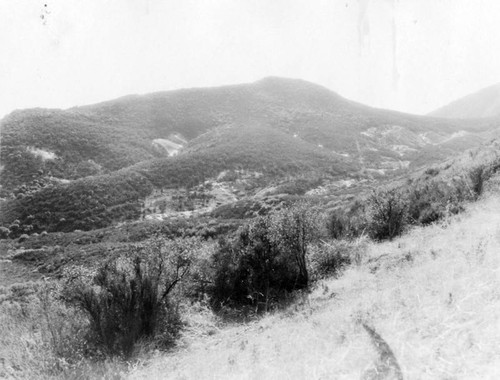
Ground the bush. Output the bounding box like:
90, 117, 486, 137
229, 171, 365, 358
468, 165, 486, 198
0, 226, 10, 239
65, 238, 196, 358
326, 203, 368, 240
210, 204, 320, 312
18, 233, 29, 242
308, 240, 353, 280
424, 167, 440, 176
407, 177, 473, 226
268, 204, 323, 288
367, 188, 408, 241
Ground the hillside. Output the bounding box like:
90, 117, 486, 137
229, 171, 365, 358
3, 77, 499, 192
2, 77, 500, 234
129, 193, 500, 380
1, 136, 500, 379
430, 83, 500, 119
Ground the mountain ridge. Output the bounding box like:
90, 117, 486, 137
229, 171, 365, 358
429, 82, 500, 119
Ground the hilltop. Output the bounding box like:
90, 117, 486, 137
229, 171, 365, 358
430, 83, 500, 119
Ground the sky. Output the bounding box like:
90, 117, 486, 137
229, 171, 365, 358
2, 0, 500, 118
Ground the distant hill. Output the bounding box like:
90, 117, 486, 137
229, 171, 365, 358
2, 77, 500, 232
429, 83, 500, 119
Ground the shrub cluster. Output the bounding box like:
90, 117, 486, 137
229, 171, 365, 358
327, 161, 499, 242
367, 188, 409, 241
63, 237, 201, 358
308, 239, 354, 280
210, 204, 321, 312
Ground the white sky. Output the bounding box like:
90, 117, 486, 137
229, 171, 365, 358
2, 0, 500, 118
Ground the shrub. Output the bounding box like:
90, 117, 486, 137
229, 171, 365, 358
424, 167, 440, 176
18, 233, 29, 242
326, 204, 368, 240
0, 226, 10, 239
64, 238, 196, 358
8, 223, 20, 237
407, 183, 445, 225
267, 204, 323, 288
367, 188, 408, 241
468, 165, 486, 198
210, 204, 321, 312
308, 240, 353, 280
327, 212, 349, 239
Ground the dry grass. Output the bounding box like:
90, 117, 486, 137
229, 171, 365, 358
0, 284, 131, 379
129, 195, 500, 379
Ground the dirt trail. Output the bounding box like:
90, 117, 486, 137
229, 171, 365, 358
361, 323, 404, 380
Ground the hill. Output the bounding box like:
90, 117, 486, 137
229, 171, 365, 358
2, 77, 500, 233
129, 193, 500, 380
1, 137, 500, 379
3, 77, 498, 191
429, 83, 500, 118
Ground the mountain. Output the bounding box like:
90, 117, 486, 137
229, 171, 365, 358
1, 77, 500, 233
429, 83, 500, 119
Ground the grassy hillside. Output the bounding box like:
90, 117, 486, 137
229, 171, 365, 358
129, 193, 500, 380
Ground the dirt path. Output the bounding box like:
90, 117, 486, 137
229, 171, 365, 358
361, 323, 404, 380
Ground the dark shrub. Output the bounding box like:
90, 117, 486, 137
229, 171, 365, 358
367, 188, 408, 240
468, 165, 485, 198
326, 212, 345, 239
18, 233, 30, 242
308, 240, 353, 280
210, 204, 320, 312
65, 238, 196, 358
0, 226, 10, 239
407, 183, 445, 225
327, 203, 368, 240
268, 204, 323, 287
424, 167, 440, 176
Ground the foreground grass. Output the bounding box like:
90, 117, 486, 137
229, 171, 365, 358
129, 195, 500, 379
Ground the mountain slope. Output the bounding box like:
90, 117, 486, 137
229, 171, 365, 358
0, 123, 354, 232
2, 77, 500, 233
2, 77, 498, 193
430, 83, 500, 119
129, 193, 500, 380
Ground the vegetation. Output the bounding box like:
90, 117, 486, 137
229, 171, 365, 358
0, 109, 161, 193
2, 77, 496, 235
327, 145, 500, 242
3, 79, 500, 379
0, 122, 355, 234
63, 238, 202, 358
210, 204, 321, 312
367, 188, 409, 241
2, 150, 500, 378
130, 194, 500, 379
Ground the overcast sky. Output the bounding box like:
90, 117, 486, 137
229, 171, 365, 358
2, 0, 500, 118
